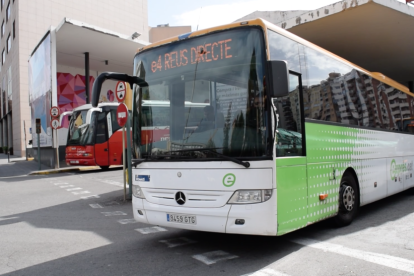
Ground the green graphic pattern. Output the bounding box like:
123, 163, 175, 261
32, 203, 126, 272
276, 122, 381, 235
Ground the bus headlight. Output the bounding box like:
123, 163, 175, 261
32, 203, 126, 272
132, 185, 145, 199
227, 190, 272, 204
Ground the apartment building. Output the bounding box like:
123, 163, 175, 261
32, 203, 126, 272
0, 0, 148, 157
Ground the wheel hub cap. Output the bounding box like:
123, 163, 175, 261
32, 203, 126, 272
342, 186, 355, 211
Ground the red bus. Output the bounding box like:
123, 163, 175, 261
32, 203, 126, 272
140, 100, 209, 145
65, 103, 130, 170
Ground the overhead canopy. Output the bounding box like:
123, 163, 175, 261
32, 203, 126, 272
276, 0, 414, 87
54, 18, 149, 74
238, 0, 414, 88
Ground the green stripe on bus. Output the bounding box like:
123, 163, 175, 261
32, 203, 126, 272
276, 122, 364, 235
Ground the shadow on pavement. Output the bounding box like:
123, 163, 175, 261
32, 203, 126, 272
0, 185, 413, 275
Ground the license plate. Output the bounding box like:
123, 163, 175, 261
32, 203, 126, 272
166, 213, 197, 225
70, 160, 79, 164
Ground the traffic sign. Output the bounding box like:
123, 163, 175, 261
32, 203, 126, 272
50, 106, 60, 118
117, 103, 128, 127
50, 119, 60, 129
115, 81, 126, 102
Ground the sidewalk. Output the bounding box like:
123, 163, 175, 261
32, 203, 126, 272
0, 154, 100, 178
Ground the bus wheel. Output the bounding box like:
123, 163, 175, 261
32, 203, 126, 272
100, 166, 110, 171
334, 174, 359, 227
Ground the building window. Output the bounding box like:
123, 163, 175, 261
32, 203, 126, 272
1, 21, 4, 37
6, 2, 10, 22
12, 20, 14, 39
2, 49, 5, 65
7, 34, 11, 52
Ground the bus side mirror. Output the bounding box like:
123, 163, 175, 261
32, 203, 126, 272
91, 72, 148, 107
267, 60, 289, 97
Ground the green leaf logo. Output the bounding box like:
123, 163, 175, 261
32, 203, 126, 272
223, 173, 236, 187
390, 159, 396, 181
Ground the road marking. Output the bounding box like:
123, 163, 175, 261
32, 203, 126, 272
118, 218, 138, 224
101, 211, 127, 216
60, 185, 74, 188
243, 268, 291, 276
67, 188, 82, 191
96, 178, 125, 188
0, 216, 19, 222
89, 204, 103, 208
159, 237, 197, 248
81, 195, 100, 199
72, 191, 90, 195
291, 237, 414, 274
193, 250, 238, 265
135, 226, 168, 234
53, 182, 68, 185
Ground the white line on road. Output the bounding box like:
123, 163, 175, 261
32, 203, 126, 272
72, 191, 90, 195
192, 250, 238, 265
0, 216, 19, 222
53, 182, 68, 185
135, 226, 168, 234
81, 195, 100, 199
101, 211, 127, 216
291, 237, 414, 274
60, 185, 74, 188
89, 204, 103, 208
118, 218, 138, 224
96, 178, 125, 188
242, 268, 291, 276
66, 188, 82, 191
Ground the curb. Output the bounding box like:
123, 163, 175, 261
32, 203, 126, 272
29, 166, 100, 175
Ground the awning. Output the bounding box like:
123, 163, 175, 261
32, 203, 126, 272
54, 18, 150, 74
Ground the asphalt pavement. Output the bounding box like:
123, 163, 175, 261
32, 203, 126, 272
0, 154, 99, 178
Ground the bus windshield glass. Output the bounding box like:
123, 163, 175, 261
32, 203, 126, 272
133, 27, 268, 160
67, 110, 94, 145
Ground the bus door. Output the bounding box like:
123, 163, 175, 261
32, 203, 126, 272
107, 109, 123, 165
94, 111, 109, 166
274, 72, 308, 235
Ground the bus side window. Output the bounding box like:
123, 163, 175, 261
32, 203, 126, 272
275, 73, 304, 157
110, 109, 122, 133
95, 112, 107, 144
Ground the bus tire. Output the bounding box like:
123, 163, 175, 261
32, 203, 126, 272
100, 165, 110, 171
334, 173, 359, 227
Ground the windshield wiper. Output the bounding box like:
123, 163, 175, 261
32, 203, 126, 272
171, 148, 250, 168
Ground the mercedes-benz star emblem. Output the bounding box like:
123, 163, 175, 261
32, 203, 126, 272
175, 191, 186, 205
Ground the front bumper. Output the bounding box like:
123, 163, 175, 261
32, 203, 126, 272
132, 194, 277, 236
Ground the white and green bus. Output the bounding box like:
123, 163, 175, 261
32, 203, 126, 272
92, 19, 414, 236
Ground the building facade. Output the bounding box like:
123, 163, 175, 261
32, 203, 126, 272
0, 0, 148, 157
149, 24, 191, 43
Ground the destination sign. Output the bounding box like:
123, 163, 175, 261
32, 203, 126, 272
135, 27, 265, 82
150, 39, 233, 74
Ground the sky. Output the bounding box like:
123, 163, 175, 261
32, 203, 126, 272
149, 0, 409, 31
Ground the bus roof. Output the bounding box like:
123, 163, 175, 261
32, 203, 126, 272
138, 18, 411, 96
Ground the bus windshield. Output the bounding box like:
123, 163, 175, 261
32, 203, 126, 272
67, 110, 94, 146
133, 27, 268, 159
